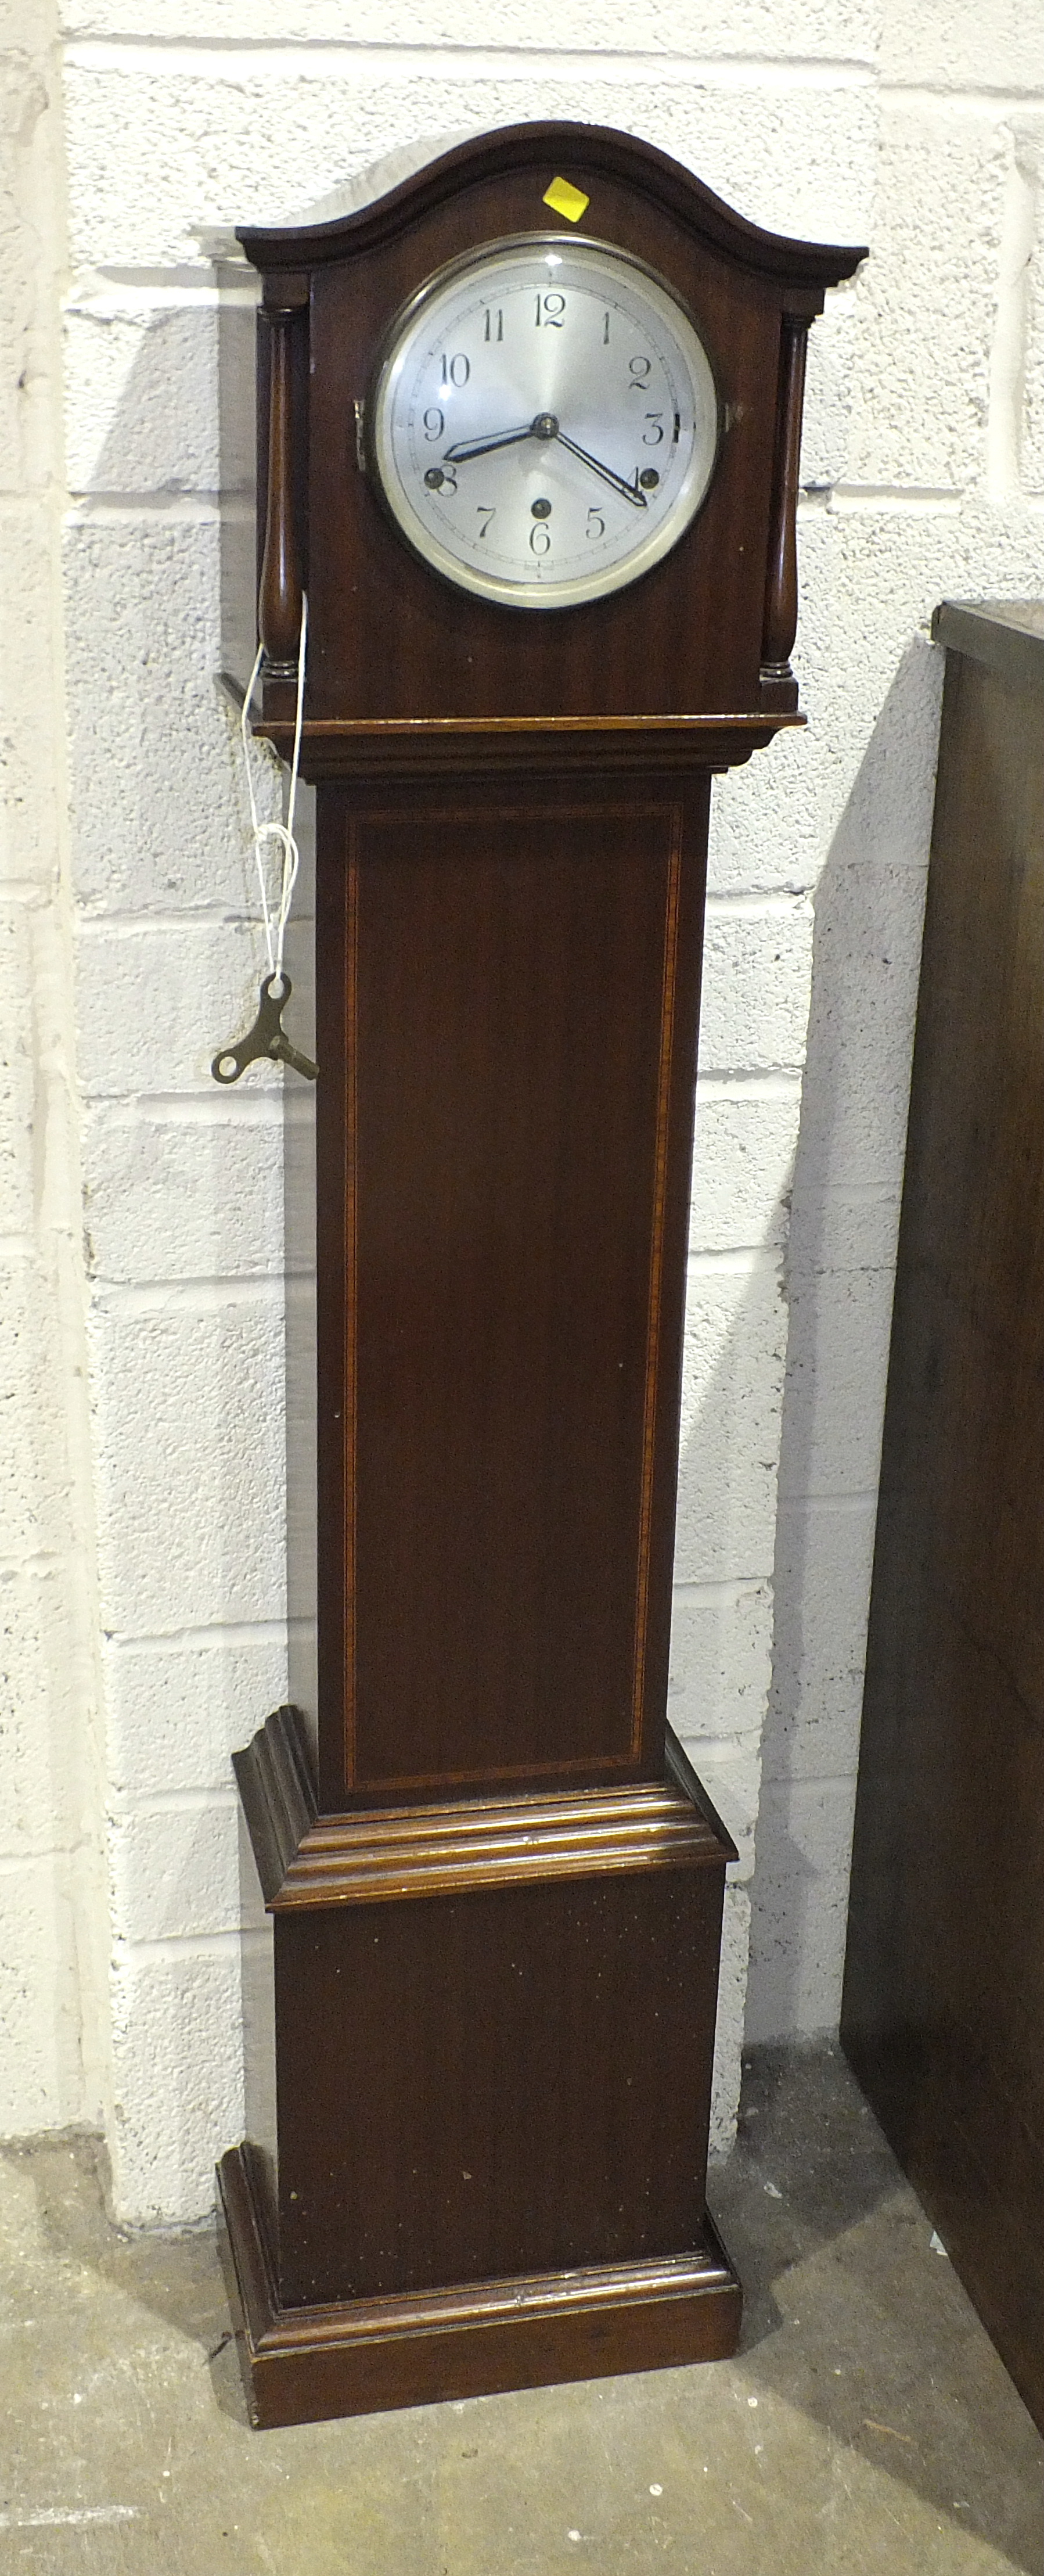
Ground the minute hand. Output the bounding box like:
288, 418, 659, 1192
442, 424, 533, 464
556, 431, 647, 508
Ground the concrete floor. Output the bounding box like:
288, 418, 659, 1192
2, 2047, 1043, 2574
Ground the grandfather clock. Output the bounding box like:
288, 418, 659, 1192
215, 121, 862, 2428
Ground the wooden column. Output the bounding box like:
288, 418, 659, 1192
258, 291, 305, 679
759, 315, 809, 712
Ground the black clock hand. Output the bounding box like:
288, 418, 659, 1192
554, 430, 648, 508
442, 410, 563, 466
442, 423, 535, 464
440, 412, 648, 508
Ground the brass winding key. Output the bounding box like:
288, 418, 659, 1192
211, 972, 318, 1084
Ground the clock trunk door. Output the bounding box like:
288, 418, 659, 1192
315, 773, 711, 1806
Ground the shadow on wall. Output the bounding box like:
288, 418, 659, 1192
741, 635, 942, 2049
669, 1173, 790, 2149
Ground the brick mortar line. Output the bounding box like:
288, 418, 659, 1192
63, 37, 879, 83
673, 1574, 771, 1604
757, 1770, 862, 1794
89, 1273, 286, 1309
697, 1072, 803, 1097
79, 1076, 795, 1112
64, 494, 223, 522
103, 1616, 297, 1646
0, 879, 63, 908
109, 1787, 239, 1816
879, 80, 1044, 110
84, 1091, 287, 1120
687, 1246, 782, 1273
74, 910, 280, 935
112, 1927, 265, 1960
73, 896, 808, 932
88, 1252, 784, 1302
680, 1731, 764, 1754
59, 482, 990, 516
56, 45, 1044, 109
704, 892, 809, 917
0, 1842, 95, 1873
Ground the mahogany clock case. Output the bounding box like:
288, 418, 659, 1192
215, 128, 865, 2427
220, 120, 863, 727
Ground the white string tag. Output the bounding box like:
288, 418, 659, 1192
241, 594, 308, 999
212, 600, 317, 1084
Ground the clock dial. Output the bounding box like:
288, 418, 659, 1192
369, 236, 721, 609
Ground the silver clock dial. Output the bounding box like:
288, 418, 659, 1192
369, 236, 721, 609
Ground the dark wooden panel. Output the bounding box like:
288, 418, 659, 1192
313, 775, 710, 1805
842, 612, 1044, 2438
273, 1863, 724, 2307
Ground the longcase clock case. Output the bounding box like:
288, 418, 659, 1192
215, 121, 862, 2429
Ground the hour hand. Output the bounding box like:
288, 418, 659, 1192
555, 430, 648, 508
441, 423, 534, 464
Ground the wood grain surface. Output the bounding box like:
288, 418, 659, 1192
218, 120, 861, 2428
842, 604, 1044, 2439
219, 2144, 741, 2427
307, 773, 712, 1808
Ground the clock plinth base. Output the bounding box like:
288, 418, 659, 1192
222, 1709, 740, 2427
218, 2144, 741, 2430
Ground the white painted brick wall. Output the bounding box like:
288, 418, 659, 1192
0, 0, 110, 2140
5, 0, 1044, 2221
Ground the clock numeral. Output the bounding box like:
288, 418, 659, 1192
627, 355, 652, 389
476, 505, 496, 540
643, 412, 665, 444
441, 463, 458, 493
585, 506, 605, 540
440, 352, 470, 388
529, 523, 552, 555
535, 292, 566, 329
483, 308, 504, 343
602, 311, 611, 344
423, 406, 444, 441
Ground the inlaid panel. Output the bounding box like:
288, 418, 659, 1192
313, 778, 711, 1803
275, 1864, 724, 2305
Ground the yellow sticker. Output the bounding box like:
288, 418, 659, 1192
542, 175, 590, 224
